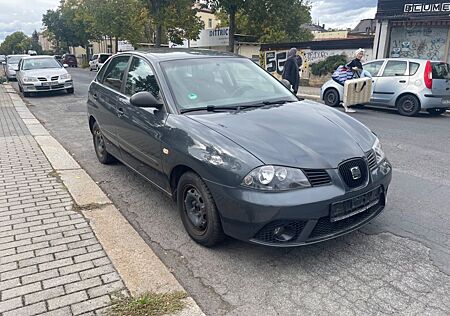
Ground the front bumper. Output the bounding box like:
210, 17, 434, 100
206, 160, 392, 247
23, 80, 73, 92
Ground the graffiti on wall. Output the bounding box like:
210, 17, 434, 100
389, 26, 448, 60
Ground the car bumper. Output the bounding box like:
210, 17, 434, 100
206, 160, 392, 247
421, 94, 450, 109
23, 80, 73, 92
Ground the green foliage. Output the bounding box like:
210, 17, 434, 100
0, 31, 31, 55
31, 30, 43, 54
310, 54, 348, 76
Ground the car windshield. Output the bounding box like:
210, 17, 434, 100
431, 62, 450, 79
99, 55, 110, 63
23, 58, 62, 70
160, 57, 297, 110
7, 56, 26, 64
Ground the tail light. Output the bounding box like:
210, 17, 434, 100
424, 60, 433, 89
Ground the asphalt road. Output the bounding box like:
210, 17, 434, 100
11, 68, 450, 315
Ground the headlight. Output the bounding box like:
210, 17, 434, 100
242, 165, 311, 191
60, 73, 71, 80
23, 76, 38, 83
372, 137, 385, 164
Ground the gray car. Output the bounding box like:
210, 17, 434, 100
4, 54, 28, 80
87, 49, 392, 247
321, 58, 450, 116
16, 56, 74, 97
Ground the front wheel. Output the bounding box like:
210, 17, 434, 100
397, 95, 421, 116
67, 88, 74, 94
323, 88, 340, 107
177, 172, 225, 247
92, 122, 116, 164
427, 108, 446, 116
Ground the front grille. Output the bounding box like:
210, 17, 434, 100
51, 76, 59, 81
338, 158, 368, 189
37, 77, 47, 82
253, 220, 306, 244
304, 169, 332, 186
366, 150, 377, 170
309, 201, 383, 240
35, 86, 50, 91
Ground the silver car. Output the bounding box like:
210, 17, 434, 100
321, 58, 450, 116
16, 56, 74, 97
4, 54, 29, 80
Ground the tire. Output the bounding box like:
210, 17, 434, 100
427, 108, 446, 116
92, 121, 116, 164
89, 67, 92, 71
67, 88, 74, 94
323, 88, 340, 107
177, 172, 225, 247
397, 94, 421, 116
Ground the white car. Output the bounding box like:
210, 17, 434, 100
89, 53, 111, 71
16, 56, 74, 97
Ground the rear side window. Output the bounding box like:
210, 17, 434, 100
409, 62, 420, 76
101, 55, 130, 92
382, 60, 407, 76
431, 62, 450, 79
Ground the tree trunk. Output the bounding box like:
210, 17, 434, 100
109, 36, 113, 53
155, 23, 162, 47
228, 6, 236, 53
115, 37, 119, 52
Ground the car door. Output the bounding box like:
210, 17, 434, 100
362, 60, 384, 103
372, 59, 408, 106
91, 55, 131, 153
115, 56, 170, 191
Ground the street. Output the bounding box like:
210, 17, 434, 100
11, 67, 450, 315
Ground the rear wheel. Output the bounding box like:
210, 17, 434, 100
323, 88, 340, 107
427, 108, 446, 116
177, 172, 225, 247
397, 94, 421, 116
92, 122, 116, 164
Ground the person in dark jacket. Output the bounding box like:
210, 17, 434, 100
346, 48, 365, 75
282, 47, 300, 94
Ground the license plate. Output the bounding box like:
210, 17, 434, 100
330, 187, 382, 222
442, 97, 450, 105
42, 81, 58, 87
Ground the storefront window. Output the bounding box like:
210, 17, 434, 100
389, 26, 448, 61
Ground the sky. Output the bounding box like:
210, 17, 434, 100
0, 0, 379, 43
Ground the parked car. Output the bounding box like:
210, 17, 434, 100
4, 54, 29, 80
321, 58, 450, 116
28, 50, 37, 56
16, 56, 74, 97
89, 53, 111, 71
0, 55, 6, 64
87, 49, 392, 247
62, 54, 78, 67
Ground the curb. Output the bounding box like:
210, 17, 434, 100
298, 93, 321, 101
3, 83, 205, 316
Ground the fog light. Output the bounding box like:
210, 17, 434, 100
273, 225, 296, 242
380, 161, 391, 175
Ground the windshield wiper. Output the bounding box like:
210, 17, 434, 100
180, 105, 240, 114
260, 99, 297, 106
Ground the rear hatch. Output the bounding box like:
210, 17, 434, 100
431, 62, 450, 96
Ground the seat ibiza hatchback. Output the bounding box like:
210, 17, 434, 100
87, 49, 392, 247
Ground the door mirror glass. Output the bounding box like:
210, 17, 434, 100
130, 91, 162, 108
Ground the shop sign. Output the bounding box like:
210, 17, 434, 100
377, 0, 450, 18
404, 3, 450, 13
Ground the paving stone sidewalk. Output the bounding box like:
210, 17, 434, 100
0, 85, 125, 315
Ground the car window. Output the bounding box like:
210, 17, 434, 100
98, 54, 110, 63
101, 55, 130, 92
431, 62, 450, 79
382, 60, 407, 76
409, 62, 420, 76
125, 57, 161, 100
92, 54, 98, 60
363, 61, 384, 77
96, 59, 111, 82
22, 58, 61, 70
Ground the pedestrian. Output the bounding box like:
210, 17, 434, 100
282, 47, 300, 95
347, 48, 365, 76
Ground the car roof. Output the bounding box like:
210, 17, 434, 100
21, 56, 57, 60
368, 58, 440, 64
121, 48, 239, 62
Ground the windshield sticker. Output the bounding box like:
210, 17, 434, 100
188, 93, 198, 100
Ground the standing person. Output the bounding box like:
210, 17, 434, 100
342, 48, 365, 113
282, 48, 300, 95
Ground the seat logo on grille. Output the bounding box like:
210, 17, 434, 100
350, 166, 362, 180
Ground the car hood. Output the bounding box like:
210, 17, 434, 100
21, 68, 67, 78
188, 101, 376, 169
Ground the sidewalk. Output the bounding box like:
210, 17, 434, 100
0, 84, 203, 315
297, 86, 321, 101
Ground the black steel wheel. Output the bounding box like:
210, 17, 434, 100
67, 87, 74, 94
92, 121, 115, 164
324, 88, 340, 107
177, 172, 225, 247
397, 95, 421, 116
427, 108, 446, 116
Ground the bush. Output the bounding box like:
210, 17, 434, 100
310, 54, 348, 77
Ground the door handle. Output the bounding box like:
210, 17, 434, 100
117, 107, 124, 117
399, 80, 406, 83
92, 93, 98, 100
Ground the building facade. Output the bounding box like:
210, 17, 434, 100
374, 0, 450, 62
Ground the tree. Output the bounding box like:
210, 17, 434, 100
0, 32, 31, 55
31, 30, 43, 54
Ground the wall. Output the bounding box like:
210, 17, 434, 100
197, 11, 220, 29
313, 31, 348, 41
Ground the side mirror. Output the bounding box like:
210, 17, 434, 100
63, 64, 69, 68
281, 79, 291, 90
130, 91, 162, 108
